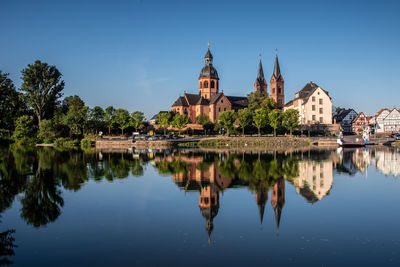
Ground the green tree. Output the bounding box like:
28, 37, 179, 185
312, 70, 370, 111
63, 95, 88, 136
283, 109, 300, 135
12, 115, 32, 141
105, 106, 115, 135
172, 114, 190, 135
237, 108, 252, 136
196, 114, 213, 135
131, 111, 144, 132
89, 106, 105, 134
113, 108, 131, 135
0, 71, 25, 131
157, 112, 172, 135
218, 110, 236, 136
252, 108, 268, 136
20, 60, 65, 125
247, 91, 267, 112
261, 97, 277, 113
37, 119, 55, 142
269, 109, 283, 137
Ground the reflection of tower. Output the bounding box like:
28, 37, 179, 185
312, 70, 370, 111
199, 184, 219, 244
270, 178, 285, 232
255, 188, 268, 225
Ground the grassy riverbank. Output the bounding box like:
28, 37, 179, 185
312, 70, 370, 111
180, 136, 312, 149
393, 141, 400, 148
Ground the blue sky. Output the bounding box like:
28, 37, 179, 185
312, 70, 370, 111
1, 0, 399, 119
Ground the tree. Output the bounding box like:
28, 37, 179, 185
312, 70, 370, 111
131, 111, 144, 132
105, 106, 115, 135
283, 109, 300, 135
63, 95, 88, 136
269, 109, 283, 137
172, 114, 190, 135
218, 110, 236, 136
252, 108, 268, 136
247, 91, 267, 112
261, 97, 277, 113
20, 60, 65, 125
113, 108, 131, 135
0, 71, 25, 131
89, 106, 105, 134
237, 108, 252, 136
157, 112, 172, 135
196, 114, 213, 135
37, 119, 55, 141
12, 115, 32, 141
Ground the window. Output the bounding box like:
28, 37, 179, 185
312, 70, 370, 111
312, 96, 316, 102
224, 108, 226, 111
312, 115, 316, 121
319, 117, 323, 123
312, 105, 316, 111
218, 107, 221, 112
319, 108, 323, 114
278, 87, 281, 94
199, 82, 202, 88
204, 81, 208, 88
319, 98, 323, 105
211, 80, 215, 88
272, 88, 275, 94
221, 100, 223, 103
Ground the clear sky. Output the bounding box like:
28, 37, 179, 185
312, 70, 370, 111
1, 0, 399, 119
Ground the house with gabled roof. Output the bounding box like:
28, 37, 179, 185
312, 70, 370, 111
375, 108, 390, 133
333, 109, 358, 133
284, 82, 333, 125
352, 112, 369, 135
383, 109, 400, 133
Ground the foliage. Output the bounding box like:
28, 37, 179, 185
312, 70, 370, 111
172, 114, 190, 134
261, 97, 277, 113
105, 106, 115, 135
247, 91, 268, 112
88, 106, 105, 134
283, 109, 300, 135
252, 108, 268, 136
54, 137, 79, 148
12, 115, 33, 142
131, 111, 145, 132
63, 95, 88, 136
81, 136, 97, 148
157, 112, 172, 135
268, 109, 283, 137
218, 110, 236, 135
20, 60, 65, 124
38, 119, 55, 143
113, 108, 131, 135
196, 114, 214, 135
237, 108, 252, 136
0, 71, 25, 131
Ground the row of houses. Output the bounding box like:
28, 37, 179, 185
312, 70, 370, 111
334, 108, 400, 134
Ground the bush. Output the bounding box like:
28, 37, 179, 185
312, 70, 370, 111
81, 136, 95, 148
38, 119, 55, 142
54, 137, 79, 148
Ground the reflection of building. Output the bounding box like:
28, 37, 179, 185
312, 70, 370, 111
199, 185, 219, 243
270, 178, 285, 232
293, 160, 333, 202
373, 149, 400, 177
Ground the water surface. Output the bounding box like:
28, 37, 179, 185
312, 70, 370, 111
1, 146, 400, 266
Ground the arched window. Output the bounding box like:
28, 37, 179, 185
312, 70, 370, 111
211, 80, 215, 88
272, 88, 275, 94
278, 87, 281, 94
204, 81, 208, 88
199, 82, 202, 88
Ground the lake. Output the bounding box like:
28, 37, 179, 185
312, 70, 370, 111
1, 146, 400, 266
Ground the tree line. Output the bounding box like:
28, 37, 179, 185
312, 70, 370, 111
0, 60, 145, 145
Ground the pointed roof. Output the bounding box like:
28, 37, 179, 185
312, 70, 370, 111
274, 205, 282, 232
257, 58, 265, 83
257, 202, 266, 224
172, 96, 188, 107
205, 48, 213, 59
273, 52, 281, 79
196, 96, 209, 105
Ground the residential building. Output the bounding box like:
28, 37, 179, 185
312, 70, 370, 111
334, 109, 357, 133
375, 108, 390, 133
352, 112, 369, 135
383, 109, 400, 132
283, 82, 333, 125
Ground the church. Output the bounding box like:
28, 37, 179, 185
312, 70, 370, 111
171, 44, 285, 123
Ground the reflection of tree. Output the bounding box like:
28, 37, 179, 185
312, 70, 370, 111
20, 168, 64, 228
131, 159, 144, 177
0, 228, 16, 266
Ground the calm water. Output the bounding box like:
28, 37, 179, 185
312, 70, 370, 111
1, 146, 400, 266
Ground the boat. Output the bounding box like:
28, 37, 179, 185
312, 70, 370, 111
337, 128, 370, 147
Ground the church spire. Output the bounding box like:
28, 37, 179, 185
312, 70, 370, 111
257, 55, 265, 82
254, 54, 268, 94
273, 49, 281, 79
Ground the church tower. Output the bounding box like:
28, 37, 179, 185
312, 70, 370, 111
254, 56, 268, 94
270, 50, 284, 109
199, 43, 219, 100
271, 177, 285, 232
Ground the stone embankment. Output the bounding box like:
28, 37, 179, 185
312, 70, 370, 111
96, 139, 134, 149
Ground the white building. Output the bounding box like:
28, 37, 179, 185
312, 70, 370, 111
375, 109, 390, 133
383, 109, 400, 133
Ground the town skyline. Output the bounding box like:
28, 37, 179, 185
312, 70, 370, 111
2, 0, 399, 118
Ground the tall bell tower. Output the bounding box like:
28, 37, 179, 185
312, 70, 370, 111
254, 55, 268, 94
198, 43, 219, 99
270, 50, 284, 109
